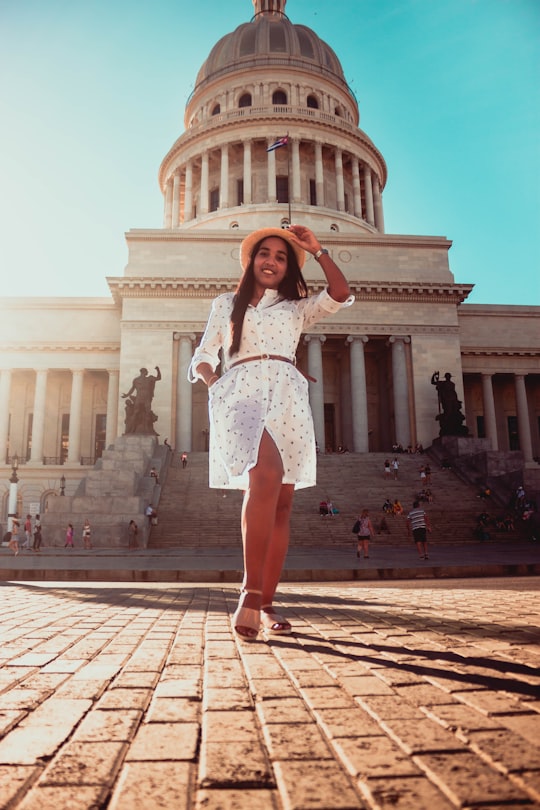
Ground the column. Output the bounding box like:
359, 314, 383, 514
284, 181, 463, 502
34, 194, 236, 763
175, 334, 195, 452
363, 164, 375, 226
347, 336, 369, 452
335, 148, 345, 212
515, 374, 534, 462
220, 144, 229, 209
29, 369, 48, 464
200, 151, 209, 215
67, 370, 84, 463
291, 136, 301, 202
183, 161, 193, 222
243, 140, 252, 204
163, 178, 173, 228
0, 369, 12, 463
481, 373, 498, 450
373, 175, 385, 232
267, 139, 277, 201
304, 335, 326, 451
105, 369, 120, 449
315, 141, 324, 206
171, 172, 181, 228
389, 336, 411, 449
352, 157, 362, 219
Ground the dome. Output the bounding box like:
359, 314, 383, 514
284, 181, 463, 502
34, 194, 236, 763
194, 10, 348, 93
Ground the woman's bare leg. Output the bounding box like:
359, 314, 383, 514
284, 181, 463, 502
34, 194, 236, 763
261, 483, 295, 606
236, 431, 284, 634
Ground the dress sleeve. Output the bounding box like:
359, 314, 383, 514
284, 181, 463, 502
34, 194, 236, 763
187, 294, 231, 382
299, 287, 355, 330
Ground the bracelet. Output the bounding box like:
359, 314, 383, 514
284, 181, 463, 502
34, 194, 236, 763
207, 374, 219, 386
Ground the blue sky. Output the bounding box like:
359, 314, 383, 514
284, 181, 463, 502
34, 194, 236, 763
0, 0, 538, 304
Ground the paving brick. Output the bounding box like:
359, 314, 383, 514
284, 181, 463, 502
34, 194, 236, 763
109, 761, 192, 810
195, 787, 280, 809
0, 765, 41, 809
126, 721, 199, 761
262, 721, 334, 760
199, 741, 273, 788
380, 717, 468, 754
97, 687, 152, 710
273, 760, 361, 810
467, 728, 540, 772
363, 775, 456, 810
17, 784, 109, 810
145, 696, 201, 723
202, 687, 253, 710
333, 735, 420, 778
71, 708, 142, 742
314, 706, 385, 739
414, 750, 533, 805
39, 740, 126, 787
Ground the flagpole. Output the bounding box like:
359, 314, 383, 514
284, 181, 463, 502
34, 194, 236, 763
287, 131, 291, 224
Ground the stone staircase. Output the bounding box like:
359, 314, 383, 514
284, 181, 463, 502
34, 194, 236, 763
149, 451, 520, 549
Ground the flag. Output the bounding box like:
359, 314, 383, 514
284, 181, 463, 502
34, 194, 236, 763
266, 136, 288, 152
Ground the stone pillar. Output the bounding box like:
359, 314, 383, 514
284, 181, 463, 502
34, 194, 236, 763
105, 369, 120, 449
335, 148, 345, 212
315, 141, 324, 206
267, 139, 277, 201
389, 336, 411, 449
481, 373, 498, 450
184, 161, 193, 222
243, 140, 252, 205
164, 178, 173, 228
220, 144, 229, 209
305, 335, 326, 452
171, 172, 181, 228
200, 151, 209, 215
175, 333, 196, 452
291, 136, 301, 202
373, 175, 385, 233
363, 164, 375, 226
352, 157, 362, 219
29, 369, 48, 464
347, 336, 369, 452
0, 369, 12, 464
515, 374, 534, 462
67, 370, 84, 463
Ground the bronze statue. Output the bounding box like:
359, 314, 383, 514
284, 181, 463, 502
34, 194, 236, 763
431, 371, 469, 437
122, 366, 161, 435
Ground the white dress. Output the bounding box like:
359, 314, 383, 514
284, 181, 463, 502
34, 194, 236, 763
188, 287, 354, 490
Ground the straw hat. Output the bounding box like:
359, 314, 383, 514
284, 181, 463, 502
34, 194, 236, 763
240, 227, 306, 271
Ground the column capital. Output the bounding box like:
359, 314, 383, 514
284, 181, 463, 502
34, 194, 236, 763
388, 335, 410, 345
346, 335, 369, 345
304, 334, 326, 345
173, 332, 196, 342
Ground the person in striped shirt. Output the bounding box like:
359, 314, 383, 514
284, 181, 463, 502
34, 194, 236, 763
407, 500, 432, 560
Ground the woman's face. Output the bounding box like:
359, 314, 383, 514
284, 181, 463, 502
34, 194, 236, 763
252, 237, 288, 294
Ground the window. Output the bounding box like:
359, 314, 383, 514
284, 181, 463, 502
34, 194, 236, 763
239, 93, 252, 108
211, 103, 220, 116
272, 90, 287, 105
307, 95, 319, 109
237, 179, 244, 206
209, 188, 219, 212
276, 176, 289, 204
61, 414, 69, 463
309, 179, 316, 205
95, 414, 106, 460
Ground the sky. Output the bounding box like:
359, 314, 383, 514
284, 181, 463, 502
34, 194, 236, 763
0, 0, 539, 305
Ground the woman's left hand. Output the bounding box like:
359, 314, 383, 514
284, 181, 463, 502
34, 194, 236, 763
286, 225, 321, 256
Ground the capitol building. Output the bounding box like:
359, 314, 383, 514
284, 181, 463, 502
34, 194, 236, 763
1, 0, 538, 532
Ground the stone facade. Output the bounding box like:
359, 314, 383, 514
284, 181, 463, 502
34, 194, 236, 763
1, 0, 539, 534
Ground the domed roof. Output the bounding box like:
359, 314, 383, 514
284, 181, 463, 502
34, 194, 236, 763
194, 8, 347, 91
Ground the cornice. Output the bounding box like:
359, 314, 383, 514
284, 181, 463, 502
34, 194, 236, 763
107, 276, 472, 305
461, 348, 540, 358
1, 342, 120, 353
120, 321, 462, 337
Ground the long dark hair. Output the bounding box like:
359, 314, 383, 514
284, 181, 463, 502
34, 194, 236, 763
229, 237, 308, 356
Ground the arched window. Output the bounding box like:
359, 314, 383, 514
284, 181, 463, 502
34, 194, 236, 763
239, 93, 252, 108
272, 90, 287, 105
307, 95, 319, 109
211, 103, 221, 116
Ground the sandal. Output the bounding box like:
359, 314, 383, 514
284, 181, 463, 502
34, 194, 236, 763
232, 589, 262, 642
261, 605, 292, 636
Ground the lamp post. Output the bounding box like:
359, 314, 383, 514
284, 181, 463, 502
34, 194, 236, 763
7, 454, 19, 532
60, 474, 66, 496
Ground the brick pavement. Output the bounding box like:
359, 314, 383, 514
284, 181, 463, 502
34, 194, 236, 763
0, 577, 539, 809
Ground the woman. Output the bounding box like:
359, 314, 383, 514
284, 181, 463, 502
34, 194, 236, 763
65, 523, 74, 548
9, 519, 20, 556
189, 224, 352, 640
82, 518, 92, 549
355, 509, 374, 559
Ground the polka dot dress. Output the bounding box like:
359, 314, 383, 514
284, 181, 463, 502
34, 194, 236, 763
188, 288, 354, 490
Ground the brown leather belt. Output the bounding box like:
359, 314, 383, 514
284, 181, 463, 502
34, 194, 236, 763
229, 354, 317, 382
